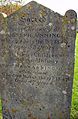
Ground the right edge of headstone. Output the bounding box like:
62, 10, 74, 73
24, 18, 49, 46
64, 10, 77, 37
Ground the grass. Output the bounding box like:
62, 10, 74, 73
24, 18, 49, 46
0, 34, 78, 119
70, 33, 78, 119
0, 100, 2, 119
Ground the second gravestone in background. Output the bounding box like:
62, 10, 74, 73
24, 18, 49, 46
0, 1, 77, 119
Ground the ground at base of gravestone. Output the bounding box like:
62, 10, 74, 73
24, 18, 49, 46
0, 33, 78, 119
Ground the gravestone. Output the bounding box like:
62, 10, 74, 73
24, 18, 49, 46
0, 1, 77, 119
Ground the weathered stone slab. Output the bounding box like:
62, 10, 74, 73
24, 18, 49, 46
0, 1, 77, 119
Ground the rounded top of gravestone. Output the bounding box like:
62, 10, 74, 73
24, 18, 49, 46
65, 9, 77, 19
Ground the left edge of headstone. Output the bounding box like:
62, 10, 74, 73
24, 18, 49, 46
0, 13, 6, 94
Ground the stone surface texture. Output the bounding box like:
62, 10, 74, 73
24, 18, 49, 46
0, 1, 77, 119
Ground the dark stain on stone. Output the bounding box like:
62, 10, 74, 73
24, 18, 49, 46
28, 112, 38, 119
